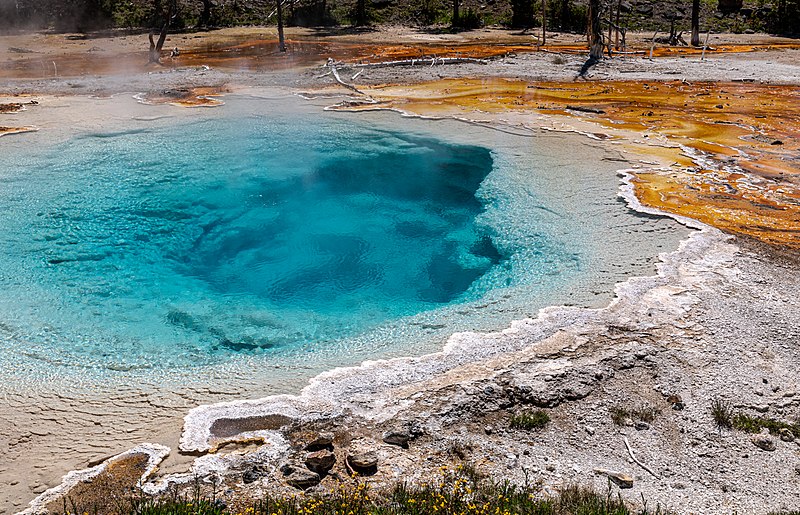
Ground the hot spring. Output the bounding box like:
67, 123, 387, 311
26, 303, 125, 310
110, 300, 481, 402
0, 93, 688, 383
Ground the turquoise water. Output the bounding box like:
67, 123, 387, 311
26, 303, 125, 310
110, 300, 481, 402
0, 96, 687, 375
0, 105, 519, 370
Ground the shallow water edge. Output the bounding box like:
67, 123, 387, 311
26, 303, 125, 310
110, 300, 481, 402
0, 90, 692, 513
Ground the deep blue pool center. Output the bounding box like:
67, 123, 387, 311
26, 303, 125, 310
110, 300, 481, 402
0, 109, 527, 369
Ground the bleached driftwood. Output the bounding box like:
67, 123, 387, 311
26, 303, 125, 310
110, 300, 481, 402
341, 57, 488, 68
328, 61, 367, 96
623, 437, 658, 478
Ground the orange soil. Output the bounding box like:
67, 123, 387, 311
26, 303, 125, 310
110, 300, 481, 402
341, 78, 800, 248
3, 31, 799, 79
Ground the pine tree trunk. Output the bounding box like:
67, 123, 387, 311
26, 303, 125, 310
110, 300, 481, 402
277, 0, 286, 52
148, 0, 174, 63
541, 0, 547, 45
588, 0, 603, 59
200, 0, 212, 26
453, 0, 460, 26
355, 0, 367, 25
691, 0, 701, 46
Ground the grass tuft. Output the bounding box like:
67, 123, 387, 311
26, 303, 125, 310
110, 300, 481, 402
609, 404, 661, 426
710, 398, 733, 429
510, 410, 551, 430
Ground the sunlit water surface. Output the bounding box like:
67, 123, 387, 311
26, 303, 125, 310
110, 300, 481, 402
0, 95, 688, 385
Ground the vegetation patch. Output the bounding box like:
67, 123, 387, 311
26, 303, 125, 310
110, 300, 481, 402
710, 398, 734, 429
609, 404, 660, 426
60, 465, 672, 515
710, 398, 800, 437
510, 409, 551, 430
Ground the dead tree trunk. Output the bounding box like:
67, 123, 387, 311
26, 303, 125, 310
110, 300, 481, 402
541, 0, 547, 45
607, 0, 614, 55
452, 0, 460, 27
355, 0, 367, 25
199, 0, 212, 26
691, 0, 701, 46
148, 0, 175, 63
588, 0, 603, 59
277, 0, 286, 52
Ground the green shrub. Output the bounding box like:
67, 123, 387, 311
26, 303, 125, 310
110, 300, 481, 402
510, 409, 551, 430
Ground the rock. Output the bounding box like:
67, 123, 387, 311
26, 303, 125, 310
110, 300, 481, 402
594, 468, 634, 489
778, 428, 795, 442
484, 425, 493, 435
667, 394, 684, 410
285, 468, 321, 489
305, 449, 336, 475
242, 465, 266, 484
382, 429, 411, 448
634, 421, 651, 431
585, 425, 596, 436
305, 432, 335, 451
751, 433, 777, 451
795, 465, 800, 476
347, 450, 378, 475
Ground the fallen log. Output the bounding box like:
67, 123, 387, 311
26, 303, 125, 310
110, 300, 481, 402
565, 105, 606, 114
341, 57, 488, 68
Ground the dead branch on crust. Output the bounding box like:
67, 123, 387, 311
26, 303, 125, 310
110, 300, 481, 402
327, 59, 367, 96
623, 437, 658, 478
343, 57, 488, 68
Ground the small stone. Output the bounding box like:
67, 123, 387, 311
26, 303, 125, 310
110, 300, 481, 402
305, 449, 336, 474
382, 429, 410, 448
752, 433, 777, 452
634, 421, 651, 431
585, 425, 596, 436
778, 428, 795, 442
285, 468, 321, 489
594, 468, 634, 489
754, 404, 769, 413
794, 465, 800, 476
347, 451, 378, 475
771, 140, 784, 145
305, 432, 334, 450
242, 465, 265, 484
546, 464, 556, 472
484, 425, 493, 435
